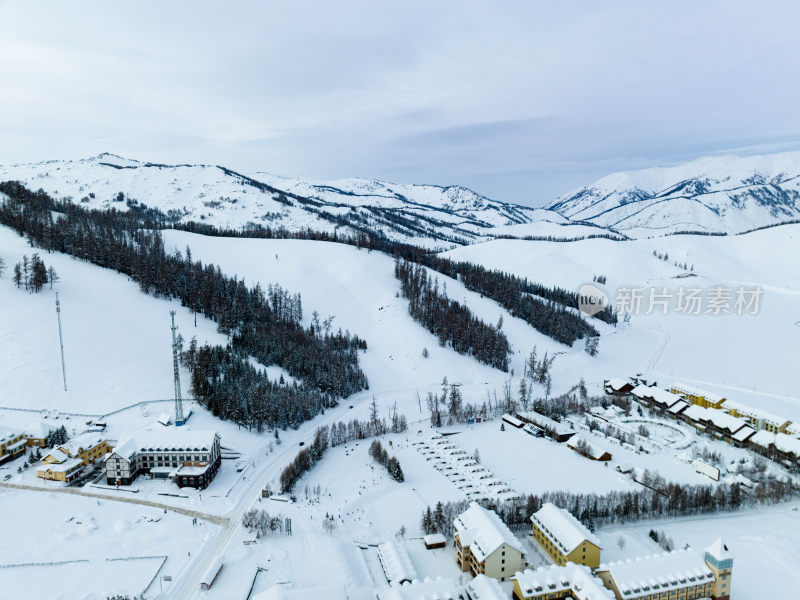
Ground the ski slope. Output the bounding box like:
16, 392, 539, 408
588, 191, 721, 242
0, 225, 227, 414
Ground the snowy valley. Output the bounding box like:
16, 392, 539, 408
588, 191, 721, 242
0, 153, 799, 600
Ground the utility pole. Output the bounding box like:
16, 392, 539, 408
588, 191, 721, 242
55, 292, 67, 392
170, 311, 185, 424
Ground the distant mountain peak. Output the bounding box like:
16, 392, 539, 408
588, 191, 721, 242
548, 151, 800, 236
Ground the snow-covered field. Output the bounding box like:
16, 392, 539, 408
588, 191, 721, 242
0, 486, 218, 599
598, 504, 800, 600
445, 226, 800, 422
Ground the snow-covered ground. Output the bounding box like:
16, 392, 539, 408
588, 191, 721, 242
444, 226, 800, 422
0, 225, 227, 415
0, 486, 218, 599
598, 504, 800, 599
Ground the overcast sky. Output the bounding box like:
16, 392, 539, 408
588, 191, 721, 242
1, 1, 799, 205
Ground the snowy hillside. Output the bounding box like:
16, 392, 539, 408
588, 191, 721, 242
445, 223, 800, 420
548, 152, 800, 236
0, 154, 572, 247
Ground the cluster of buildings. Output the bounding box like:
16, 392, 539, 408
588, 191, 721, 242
0, 419, 222, 490
38, 433, 112, 483
606, 378, 800, 470
449, 501, 733, 600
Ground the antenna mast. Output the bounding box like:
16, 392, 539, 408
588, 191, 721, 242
170, 311, 185, 424
55, 292, 67, 392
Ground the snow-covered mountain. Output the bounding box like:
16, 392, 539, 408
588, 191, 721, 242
547, 152, 800, 236
0, 154, 570, 247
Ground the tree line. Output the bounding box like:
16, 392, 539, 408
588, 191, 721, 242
422, 477, 797, 537
369, 439, 405, 482
395, 259, 510, 371
0, 182, 368, 431
280, 412, 408, 493
173, 213, 615, 346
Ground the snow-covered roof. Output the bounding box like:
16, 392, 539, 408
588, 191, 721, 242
598, 549, 714, 599
514, 564, 613, 600
752, 431, 800, 457
531, 503, 601, 555
636, 387, 683, 408
378, 540, 418, 584
454, 502, 525, 562
517, 411, 575, 436
732, 426, 756, 442
668, 401, 689, 414
704, 538, 732, 562
681, 406, 747, 434
722, 400, 791, 427
43, 449, 71, 464
377, 577, 462, 600
253, 583, 350, 600
671, 382, 725, 404
605, 378, 631, 391
0, 427, 22, 445
39, 457, 83, 473
566, 435, 611, 460
107, 437, 138, 462
423, 533, 447, 546
60, 433, 108, 456
116, 428, 219, 455
24, 420, 52, 439
465, 574, 506, 600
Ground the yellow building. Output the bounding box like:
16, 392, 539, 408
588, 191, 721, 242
670, 382, 726, 409
530, 503, 602, 568
0, 428, 26, 464
514, 564, 612, 600
595, 539, 733, 600
23, 420, 53, 448
723, 400, 791, 434
37, 457, 84, 482
454, 502, 527, 581
58, 434, 112, 465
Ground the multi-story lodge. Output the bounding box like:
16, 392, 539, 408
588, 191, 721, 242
454, 502, 527, 581
105, 429, 221, 489
0, 428, 26, 465
670, 383, 726, 409
722, 400, 791, 434
596, 538, 733, 600
530, 503, 602, 568
513, 563, 613, 600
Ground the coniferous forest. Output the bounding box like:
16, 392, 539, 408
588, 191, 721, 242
175, 218, 614, 345
0, 181, 368, 430
394, 258, 510, 371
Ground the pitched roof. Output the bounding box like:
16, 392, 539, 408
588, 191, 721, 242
599, 549, 714, 599
566, 435, 612, 460
605, 378, 631, 391
531, 503, 601, 554
115, 428, 219, 455
722, 400, 791, 427
704, 538, 733, 562
454, 502, 525, 562
377, 540, 418, 584
377, 578, 462, 600
465, 574, 506, 600
514, 564, 613, 600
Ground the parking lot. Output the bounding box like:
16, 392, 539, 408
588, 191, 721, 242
412, 434, 517, 502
